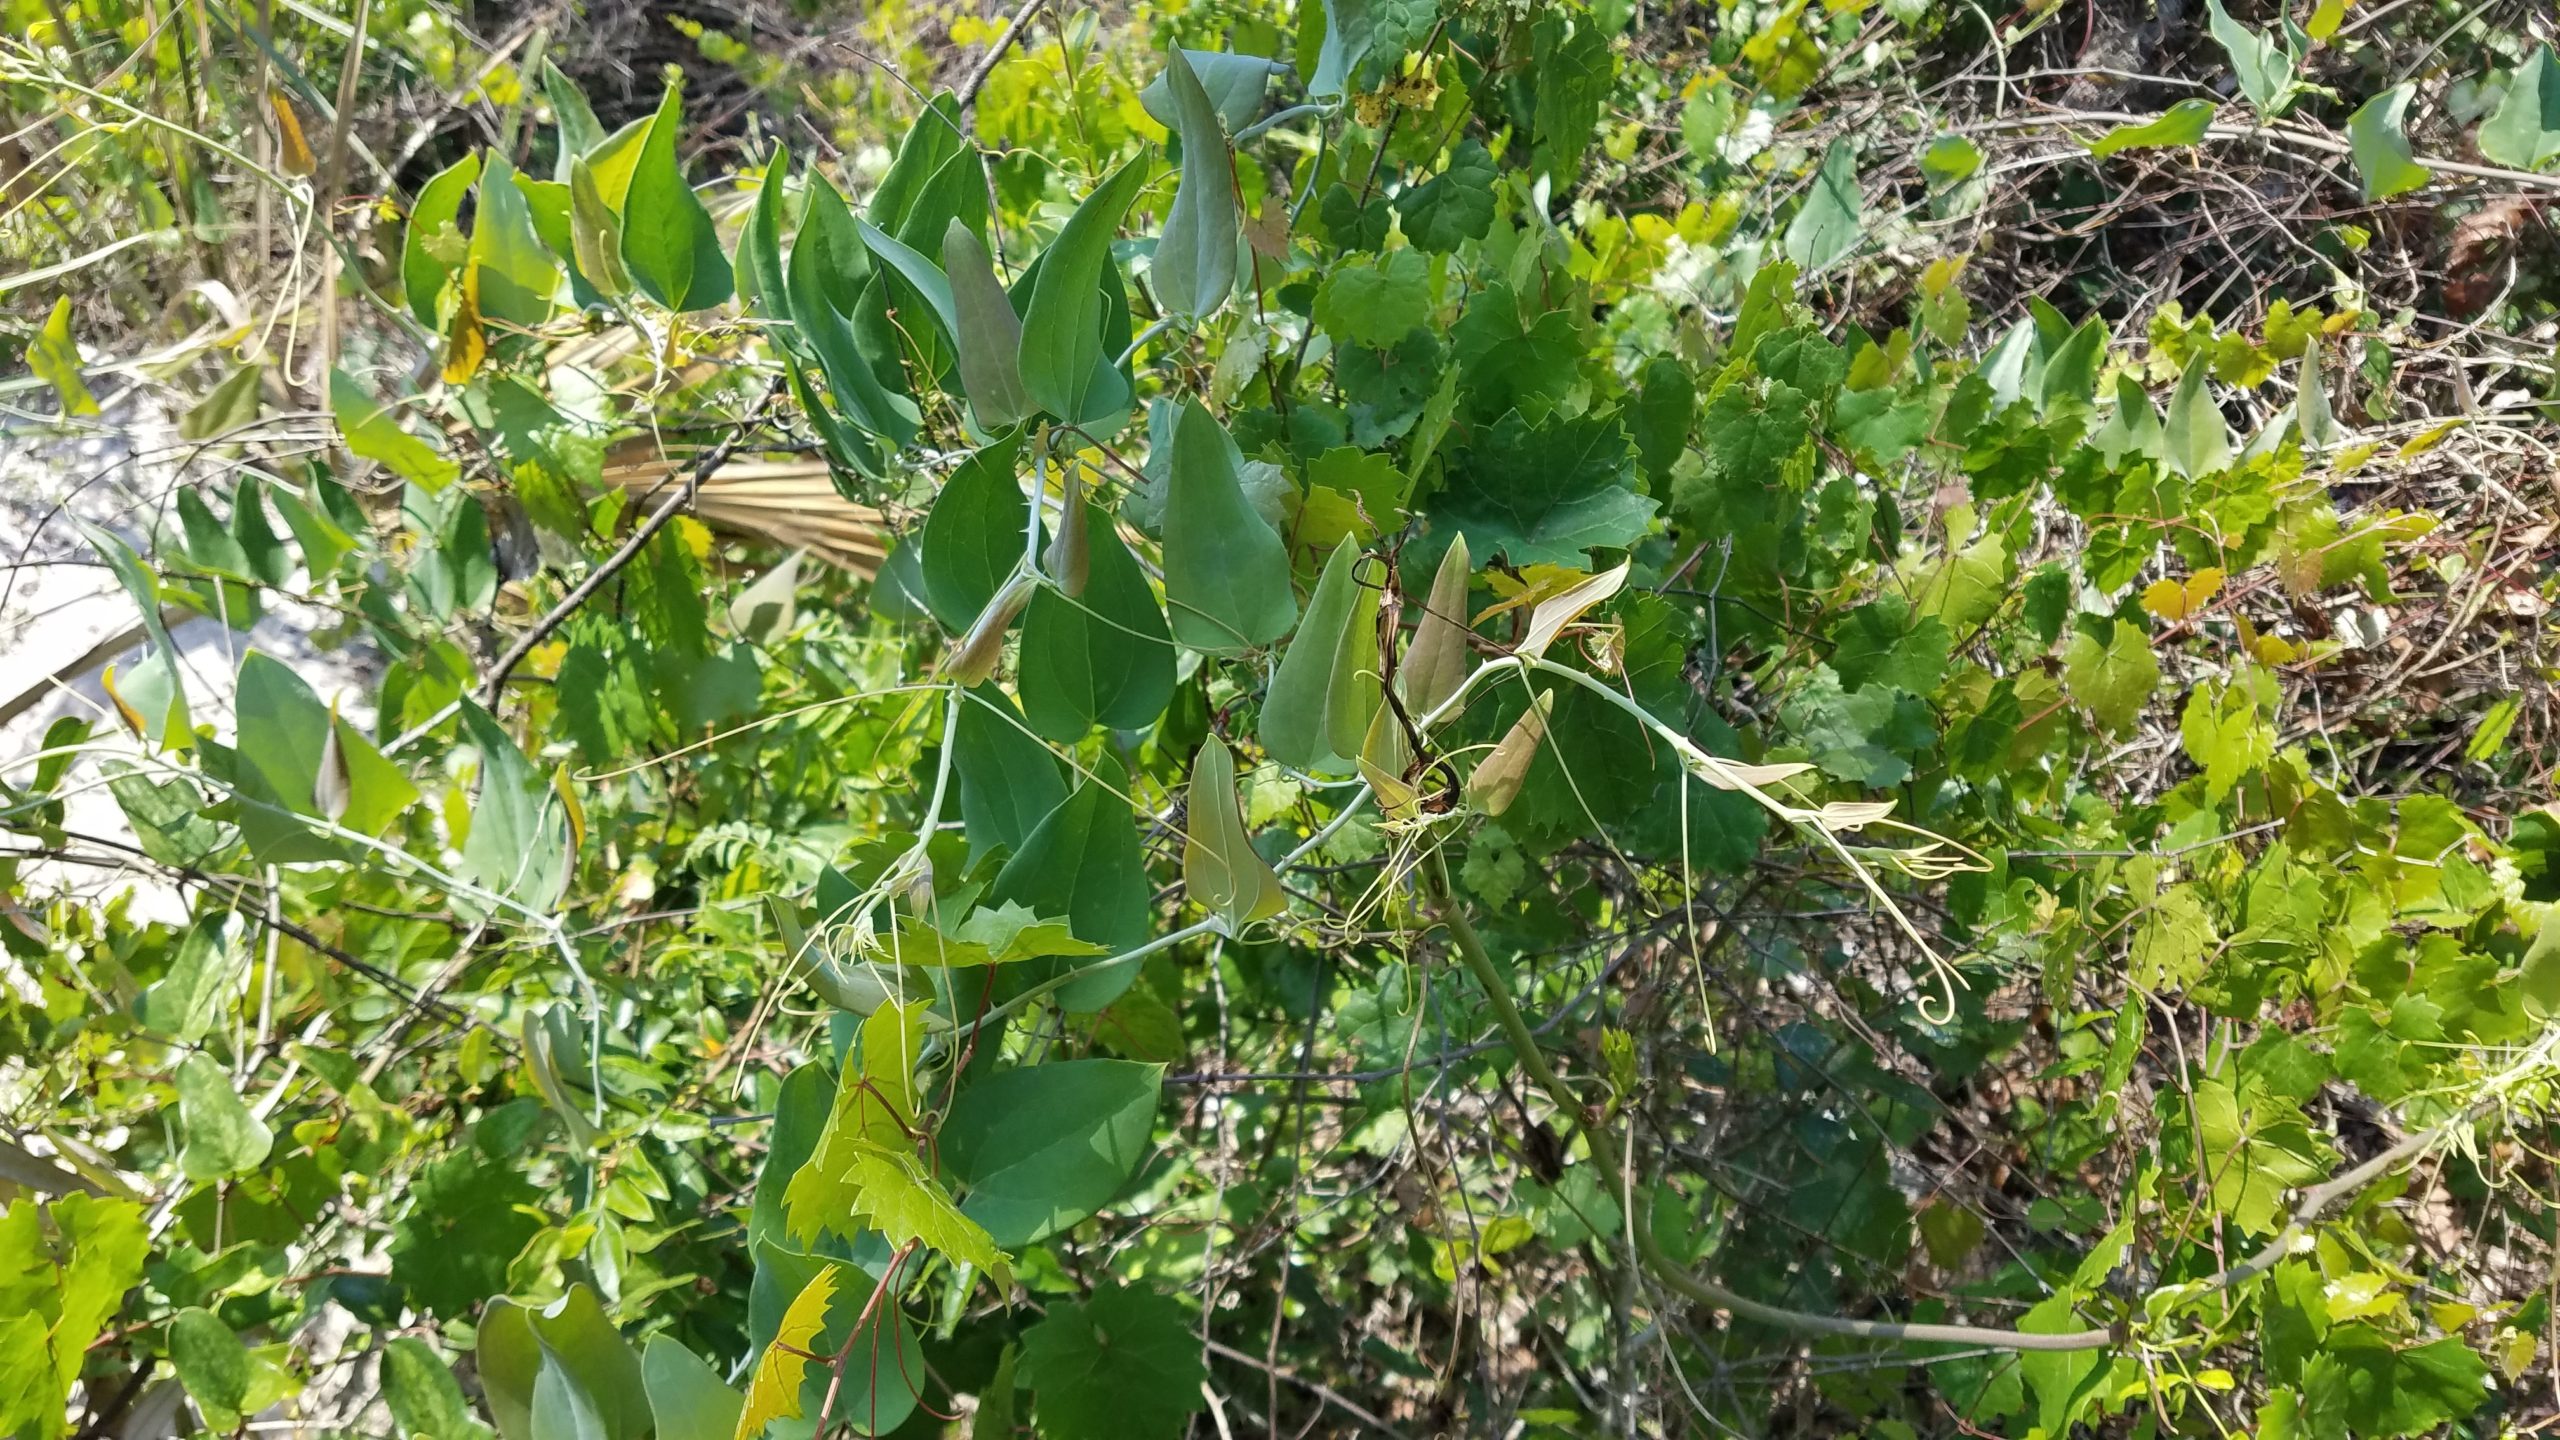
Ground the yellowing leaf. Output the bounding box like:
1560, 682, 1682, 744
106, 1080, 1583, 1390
2140, 567, 2224, 622
837, 1140, 1012, 1282
2396, 419, 2462, 458
269, 88, 316, 176
440, 267, 487, 385
734, 1264, 837, 1440
27, 297, 100, 417
1517, 560, 1628, 662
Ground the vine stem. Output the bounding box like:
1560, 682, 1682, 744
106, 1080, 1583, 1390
1425, 844, 2125, 1350
473, 376, 786, 710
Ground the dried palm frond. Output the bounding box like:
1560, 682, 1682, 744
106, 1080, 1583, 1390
602, 451, 889, 578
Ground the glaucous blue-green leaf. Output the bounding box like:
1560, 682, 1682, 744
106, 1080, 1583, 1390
641, 1336, 741, 1440
176, 1053, 271, 1180
137, 913, 244, 1044
1139, 49, 1283, 130
946, 219, 1032, 429
787, 175, 921, 454
1261, 540, 1376, 773
1152, 48, 1238, 320
222, 652, 412, 860
1020, 157, 1147, 427
2348, 84, 2431, 199
1017, 508, 1174, 739
617, 79, 734, 311
1162, 401, 1297, 653
476, 1285, 647, 1440
956, 684, 1066, 858
541, 59, 606, 178
2480, 46, 2560, 170
918, 435, 1027, 632
1782, 138, 1863, 273
855, 217, 958, 344
1182, 738, 1287, 931
2208, 0, 2298, 115
867, 92, 969, 232
462, 154, 559, 326
2162, 353, 2231, 478
992, 775, 1150, 1009
457, 699, 570, 914
945, 1059, 1162, 1247
738, 146, 791, 324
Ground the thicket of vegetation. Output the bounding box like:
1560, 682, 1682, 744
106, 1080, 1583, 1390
3, 0, 2559, 1434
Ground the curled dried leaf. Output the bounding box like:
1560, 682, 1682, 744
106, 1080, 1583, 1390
1469, 690, 1552, 818
1401, 535, 1473, 720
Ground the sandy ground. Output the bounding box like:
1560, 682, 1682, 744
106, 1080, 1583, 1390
2, 397, 376, 925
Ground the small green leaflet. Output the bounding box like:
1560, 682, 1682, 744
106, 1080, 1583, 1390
1920, 134, 1981, 185
1020, 157, 1148, 427
1781, 139, 1862, 273
1152, 47, 1239, 320
2479, 45, 2560, 171
618, 78, 735, 311
1183, 738, 1287, 931
2348, 84, 2431, 199
26, 297, 99, 416
1161, 401, 1297, 653
2086, 100, 2218, 158
885, 901, 1109, 968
